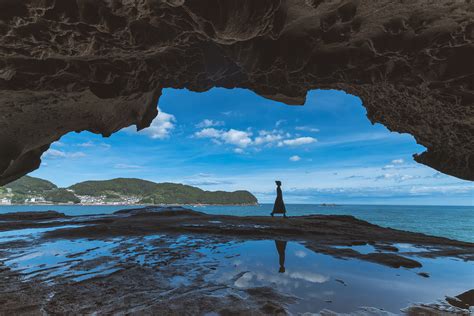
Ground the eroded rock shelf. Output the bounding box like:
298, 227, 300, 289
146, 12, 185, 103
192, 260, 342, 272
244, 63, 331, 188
0, 207, 473, 314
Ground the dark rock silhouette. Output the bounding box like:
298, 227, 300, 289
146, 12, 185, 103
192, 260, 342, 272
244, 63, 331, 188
0, 0, 473, 184
0, 211, 66, 221
275, 240, 287, 273
271, 181, 287, 218
446, 289, 474, 309
404, 289, 474, 314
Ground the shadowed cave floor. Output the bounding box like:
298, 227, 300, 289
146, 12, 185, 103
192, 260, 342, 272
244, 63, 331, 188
0, 207, 473, 315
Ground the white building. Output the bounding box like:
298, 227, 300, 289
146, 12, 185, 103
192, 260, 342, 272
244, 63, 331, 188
0, 198, 11, 205
26, 197, 46, 204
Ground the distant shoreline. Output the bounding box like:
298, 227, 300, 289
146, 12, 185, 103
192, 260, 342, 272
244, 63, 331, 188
0, 203, 260, 207
1, 203, 471, 207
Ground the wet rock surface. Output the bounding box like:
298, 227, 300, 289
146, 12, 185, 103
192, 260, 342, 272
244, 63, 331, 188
1, 207, 473, 265
0, 207, 473, 266
0, 211, 66, 221
0, 236, 296, 315
446, 289, 474, 310
1, 0, 473, 184
0, 207, 473, 314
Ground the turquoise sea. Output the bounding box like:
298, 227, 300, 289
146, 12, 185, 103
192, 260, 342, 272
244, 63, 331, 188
0, 204, 473, 243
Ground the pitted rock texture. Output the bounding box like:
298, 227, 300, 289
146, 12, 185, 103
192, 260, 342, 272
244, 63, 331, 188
0, 0, 473, 184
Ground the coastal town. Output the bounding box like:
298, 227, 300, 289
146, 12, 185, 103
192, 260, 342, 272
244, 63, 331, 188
0, 176, 258, 206
0, 188, 13, 205
0, 189, 141, 205
75, 194, 141, 205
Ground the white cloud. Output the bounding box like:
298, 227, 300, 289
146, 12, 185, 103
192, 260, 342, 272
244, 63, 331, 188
234, 148, 244, 154
76, 141, 111, 149
275, 120, 286, 127
426, 172, 444, 179
44, 149, 66, 158
195, 127, 317, 152
222, 129, 253, 147
196, 173, 213, 178
288, 271, 329, 283
278, 137, 317, 147
185, 179, 234, 186
234, 270, 328, 288
195, 128, 222, 138
409, 185, 474, 195
289, 155, 301, 162
183, 173, 234, 186
69, 152, 86, 158
383, 158, 412, 170
126, 109, 176, 139
43, 149, 86, 159
376, 173, 417, 182
376, 173, 398, 180
257, 181, 473, 204
114, 164, 143, 169
78, 141, 94, 147
400, 175, 414, 181
142, 110, 176, 139
196, 119, 224, 128
316, 132, 390, 147
254, 130, 285, 145
294, 250, 307, 258
296, 126, 320, 133
195, 128, 253, 148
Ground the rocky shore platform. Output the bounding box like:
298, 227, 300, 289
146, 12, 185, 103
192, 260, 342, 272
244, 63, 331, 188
0, 207, 472, 315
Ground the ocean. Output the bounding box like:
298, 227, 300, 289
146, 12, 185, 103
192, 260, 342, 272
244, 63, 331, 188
0, 204, 473, 243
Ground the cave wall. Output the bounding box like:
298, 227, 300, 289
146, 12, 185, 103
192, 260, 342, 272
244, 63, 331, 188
0, 0, 473, 184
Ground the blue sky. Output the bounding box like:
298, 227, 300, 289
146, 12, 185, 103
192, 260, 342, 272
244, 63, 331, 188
31, 88, 473, 205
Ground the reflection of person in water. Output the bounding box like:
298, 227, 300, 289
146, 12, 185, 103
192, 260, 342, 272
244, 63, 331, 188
275, 240, 287, 273
271, 181, 287, 218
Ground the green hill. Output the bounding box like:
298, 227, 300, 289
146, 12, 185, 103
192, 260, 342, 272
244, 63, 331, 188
5, 176, 57, 195
2, 176, 80, 204
1, 176, 257, 205
139, 183, 257, 205
44, 189, 81, 204
69, 178, 258, 205
69, 178, 158, 196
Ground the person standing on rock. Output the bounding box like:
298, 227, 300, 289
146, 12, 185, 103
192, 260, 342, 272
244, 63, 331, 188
271, 181, 287, 218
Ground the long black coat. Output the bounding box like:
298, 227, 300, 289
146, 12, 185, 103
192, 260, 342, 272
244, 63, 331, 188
272, 186, 286, 214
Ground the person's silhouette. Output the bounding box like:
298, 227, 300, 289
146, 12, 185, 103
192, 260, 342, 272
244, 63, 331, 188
275, 240, 287, 273
271, 180, 287, 218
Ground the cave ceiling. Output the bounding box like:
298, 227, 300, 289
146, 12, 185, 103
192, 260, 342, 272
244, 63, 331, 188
0, 0, 473, 184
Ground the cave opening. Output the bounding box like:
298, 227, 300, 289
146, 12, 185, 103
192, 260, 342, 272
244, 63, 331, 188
23, 88, 472, 206
1, 1, 473, 313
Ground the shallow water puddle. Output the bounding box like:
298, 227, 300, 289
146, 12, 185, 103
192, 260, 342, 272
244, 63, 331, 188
0, 228, 472, 314
0, 225, 83, 244
0, 226, 163, 282
3, 238, 120, 282
393, 243, 442, 253
333, 244, 378, 254
196, 240, 473, 314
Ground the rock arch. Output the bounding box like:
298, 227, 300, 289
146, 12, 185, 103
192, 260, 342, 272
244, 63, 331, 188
0, 0, 473, 184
